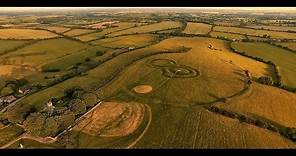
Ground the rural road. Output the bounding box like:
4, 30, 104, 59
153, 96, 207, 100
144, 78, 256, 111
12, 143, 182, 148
1, 96, 26, 113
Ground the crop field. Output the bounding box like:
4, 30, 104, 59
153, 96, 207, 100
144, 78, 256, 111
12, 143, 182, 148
0, 28, 59, 39
245, 25, 296, 32
90, 34, 159, 49
182, 22, 212, 35
76, 22, 142, 42
1, 38, 90, 68
217, 82, 296, 128
214, 26, 296, 39
1, 8, 296, 149
106, 21, 183, 37
231, 42, 296, 88
273, 42, 296, 51
63, 29, 97, 37
210, 31, 247, 40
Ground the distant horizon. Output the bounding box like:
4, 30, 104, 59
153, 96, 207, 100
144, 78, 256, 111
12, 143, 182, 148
0, 7, 295, 12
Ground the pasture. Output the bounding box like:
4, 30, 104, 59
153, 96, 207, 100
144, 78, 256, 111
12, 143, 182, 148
273, 42, 296, 51
77, 22, 143, 42
214, 26, 296, 40
245, 25, 296, 32
231, 42, 296, 88
1, 38, 90, 68
63, 29, 97, 37
41, 46, 109, 71
0, 40, 33, 55
106, 21, 182, 37
182, 22, 212, 35
90, 34, 159, 49
210, 31, 247, 40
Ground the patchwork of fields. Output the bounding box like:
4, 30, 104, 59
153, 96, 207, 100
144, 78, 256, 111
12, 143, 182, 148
1, 13, 296, 149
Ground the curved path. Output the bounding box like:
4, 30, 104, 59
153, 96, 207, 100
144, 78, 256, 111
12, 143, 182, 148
127, 104, 152, 149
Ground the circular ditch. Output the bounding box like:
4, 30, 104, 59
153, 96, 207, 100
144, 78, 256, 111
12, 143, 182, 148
161, 65, 200, 78
148, 58, 177, 68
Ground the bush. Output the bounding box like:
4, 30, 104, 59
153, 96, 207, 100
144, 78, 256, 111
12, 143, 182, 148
64, 86, 84, 98
258, 76, 273, 85
96, 51, 104, 56
81, 93, 98, 108
42, 68, 61, 72
85, 57, 91, 62
23, 112, 46, 136
1, 87, 14, 96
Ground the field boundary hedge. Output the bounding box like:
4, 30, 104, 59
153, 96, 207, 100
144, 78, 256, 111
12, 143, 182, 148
229, 42, 296, 93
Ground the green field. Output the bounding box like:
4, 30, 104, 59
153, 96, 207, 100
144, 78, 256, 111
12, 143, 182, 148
106, 21, 182, 37
245, 25, 296, 32
231, 42, 296, 88
0, 40, 33, 55
41, 46, 110, 71
77, 22, 143, 42
90, 34, 159, 49
214, 26, 296, 39
63, 29, 97, 37
273, 42, 296, 51
1, 38, 90, 68
210, 31, 247, 40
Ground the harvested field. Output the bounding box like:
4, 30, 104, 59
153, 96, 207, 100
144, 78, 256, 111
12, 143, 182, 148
0, 65, 37, 78
182, 22, 212, 35
107, 21, 182, 37
217, 82, 296, 128
74, 101, 145, 137
0, 28, 58, 39
133, 85, 153, 94
214, 26, 296, 39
